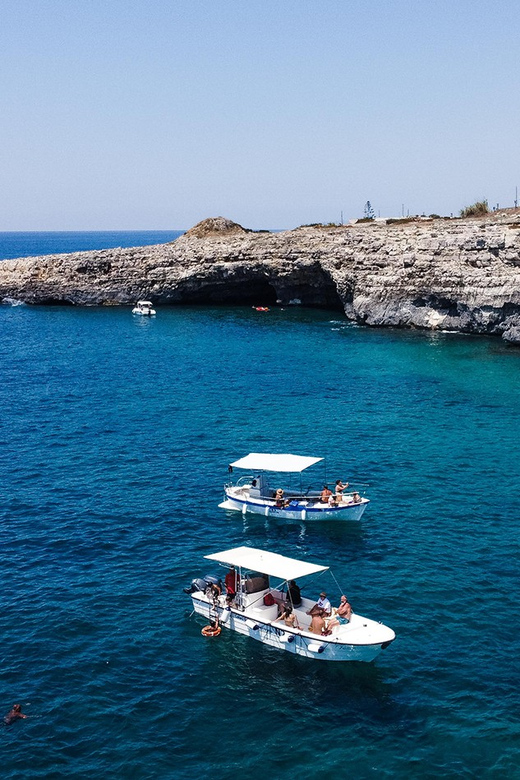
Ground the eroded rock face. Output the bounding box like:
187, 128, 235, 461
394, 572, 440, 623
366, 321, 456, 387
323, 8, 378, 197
1, 216, 520, 342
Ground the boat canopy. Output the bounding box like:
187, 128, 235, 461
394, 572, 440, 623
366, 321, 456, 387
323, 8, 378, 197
229, 453, 323, 473
204, 546, 329, 580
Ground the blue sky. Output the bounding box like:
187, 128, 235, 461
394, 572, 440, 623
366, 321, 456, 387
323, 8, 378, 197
1, 0, 519, 230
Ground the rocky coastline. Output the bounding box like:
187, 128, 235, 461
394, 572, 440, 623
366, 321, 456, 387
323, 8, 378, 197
2, 215, 520, 343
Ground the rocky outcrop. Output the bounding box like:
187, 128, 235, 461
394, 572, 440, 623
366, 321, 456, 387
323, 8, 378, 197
2, 215, 520, 343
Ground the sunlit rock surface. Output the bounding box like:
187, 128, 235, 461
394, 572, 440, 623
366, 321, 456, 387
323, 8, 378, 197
2, 215, 520, 343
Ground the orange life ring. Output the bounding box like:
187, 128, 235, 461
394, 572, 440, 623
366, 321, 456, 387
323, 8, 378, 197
201, 624, 221, 637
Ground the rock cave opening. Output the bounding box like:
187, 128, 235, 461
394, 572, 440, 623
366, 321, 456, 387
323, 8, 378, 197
174, 269, 345, 312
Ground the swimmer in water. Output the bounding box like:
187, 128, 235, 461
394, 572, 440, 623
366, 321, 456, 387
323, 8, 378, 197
4, 704, 27, 725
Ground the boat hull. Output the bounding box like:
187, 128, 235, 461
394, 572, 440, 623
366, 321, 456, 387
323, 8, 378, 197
220, 491, 368, 522
191, 594, 392, 662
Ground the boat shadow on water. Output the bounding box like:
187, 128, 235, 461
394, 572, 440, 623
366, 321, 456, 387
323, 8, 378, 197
225, 509, 368, 547
189, 623, 396, 709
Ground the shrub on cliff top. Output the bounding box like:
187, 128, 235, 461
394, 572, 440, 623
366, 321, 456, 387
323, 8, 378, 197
460, 200, 489, 218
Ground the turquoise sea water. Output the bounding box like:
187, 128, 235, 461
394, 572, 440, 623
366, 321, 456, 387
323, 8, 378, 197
2, 236, 520, 778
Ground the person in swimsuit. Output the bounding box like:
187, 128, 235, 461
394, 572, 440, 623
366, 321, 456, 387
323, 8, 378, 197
275, 605, 301, 629
334, 479, 349, 502
327, 595, 352, 630
319, 485, 332, 503
308, 612, 326, 634
4, 704, 27, 725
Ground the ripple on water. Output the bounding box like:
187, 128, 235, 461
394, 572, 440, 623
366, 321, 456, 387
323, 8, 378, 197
1, 305, 519, 777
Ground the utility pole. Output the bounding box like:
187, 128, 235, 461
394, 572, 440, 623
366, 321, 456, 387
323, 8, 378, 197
515, 187, 518, 209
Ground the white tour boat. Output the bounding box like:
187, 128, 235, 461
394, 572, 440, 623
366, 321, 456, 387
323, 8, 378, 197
219, 452, 369, 521
132, 300, 156, 316
184, 545, 395, 662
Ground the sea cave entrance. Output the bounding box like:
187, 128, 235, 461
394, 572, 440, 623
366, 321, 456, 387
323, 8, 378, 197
173, 268, 345, 312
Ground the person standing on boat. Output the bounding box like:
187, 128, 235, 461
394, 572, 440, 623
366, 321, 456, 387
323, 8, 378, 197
286, 579, 302, 607
225, 567, 240, 603
334, 479, 349, 502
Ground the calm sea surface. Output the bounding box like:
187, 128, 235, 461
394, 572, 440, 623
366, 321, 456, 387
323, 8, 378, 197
1, 235, 520, 778
0, 231, 184, 260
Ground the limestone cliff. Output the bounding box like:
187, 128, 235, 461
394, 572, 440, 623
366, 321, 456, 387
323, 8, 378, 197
2, 215, 520, 343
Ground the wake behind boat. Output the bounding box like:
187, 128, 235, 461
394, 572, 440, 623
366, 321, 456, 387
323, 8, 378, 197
219, 452, 369, 521
184, 545, 395, 662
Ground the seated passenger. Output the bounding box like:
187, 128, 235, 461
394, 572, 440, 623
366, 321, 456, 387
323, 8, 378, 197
308, 612, 325, 634
274, 488, 285, 507
275, 604, 301, 629
327, 595, 352, 629
286, 579, 302, 607
328, 493, 338, 507
319, 485, 332, 503
307, 591, 332, 617
352, 491, 362, 503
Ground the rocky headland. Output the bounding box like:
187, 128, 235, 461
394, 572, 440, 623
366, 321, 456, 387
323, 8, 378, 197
2, 214, 520, 343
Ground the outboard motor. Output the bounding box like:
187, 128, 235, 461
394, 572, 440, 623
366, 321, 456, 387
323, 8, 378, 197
183, 577, 207, 595
183, 574, 222, 595
203, 575, 222, 589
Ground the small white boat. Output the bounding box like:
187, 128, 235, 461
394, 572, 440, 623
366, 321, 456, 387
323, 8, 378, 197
185, 545, 395, 662
132, 300, 156, 316
219, 452, 369, 521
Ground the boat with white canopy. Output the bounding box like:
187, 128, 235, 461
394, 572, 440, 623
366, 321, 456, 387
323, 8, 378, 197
219, 452, 369, 521
184, 545, 395, 662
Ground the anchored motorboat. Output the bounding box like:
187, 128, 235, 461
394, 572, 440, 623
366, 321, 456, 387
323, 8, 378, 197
184, 545, 395, 662
219, 452, 369, 521
132, 300, 156, 316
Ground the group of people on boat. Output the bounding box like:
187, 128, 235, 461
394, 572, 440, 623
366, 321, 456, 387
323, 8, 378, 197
320, 480, 361, 506
214, 568, 352, 637
275, 583, 352, 636
272, 480, 362, 508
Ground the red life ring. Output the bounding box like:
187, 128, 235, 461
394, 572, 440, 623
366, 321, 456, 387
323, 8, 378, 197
201, 624, 221, 637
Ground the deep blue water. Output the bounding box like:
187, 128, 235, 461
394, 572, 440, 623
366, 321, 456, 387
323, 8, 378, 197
0, 231, 184, 260
1, 238, 520, 778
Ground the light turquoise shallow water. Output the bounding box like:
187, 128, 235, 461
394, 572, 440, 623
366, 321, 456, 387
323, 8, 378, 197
2, 301, 520, 778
